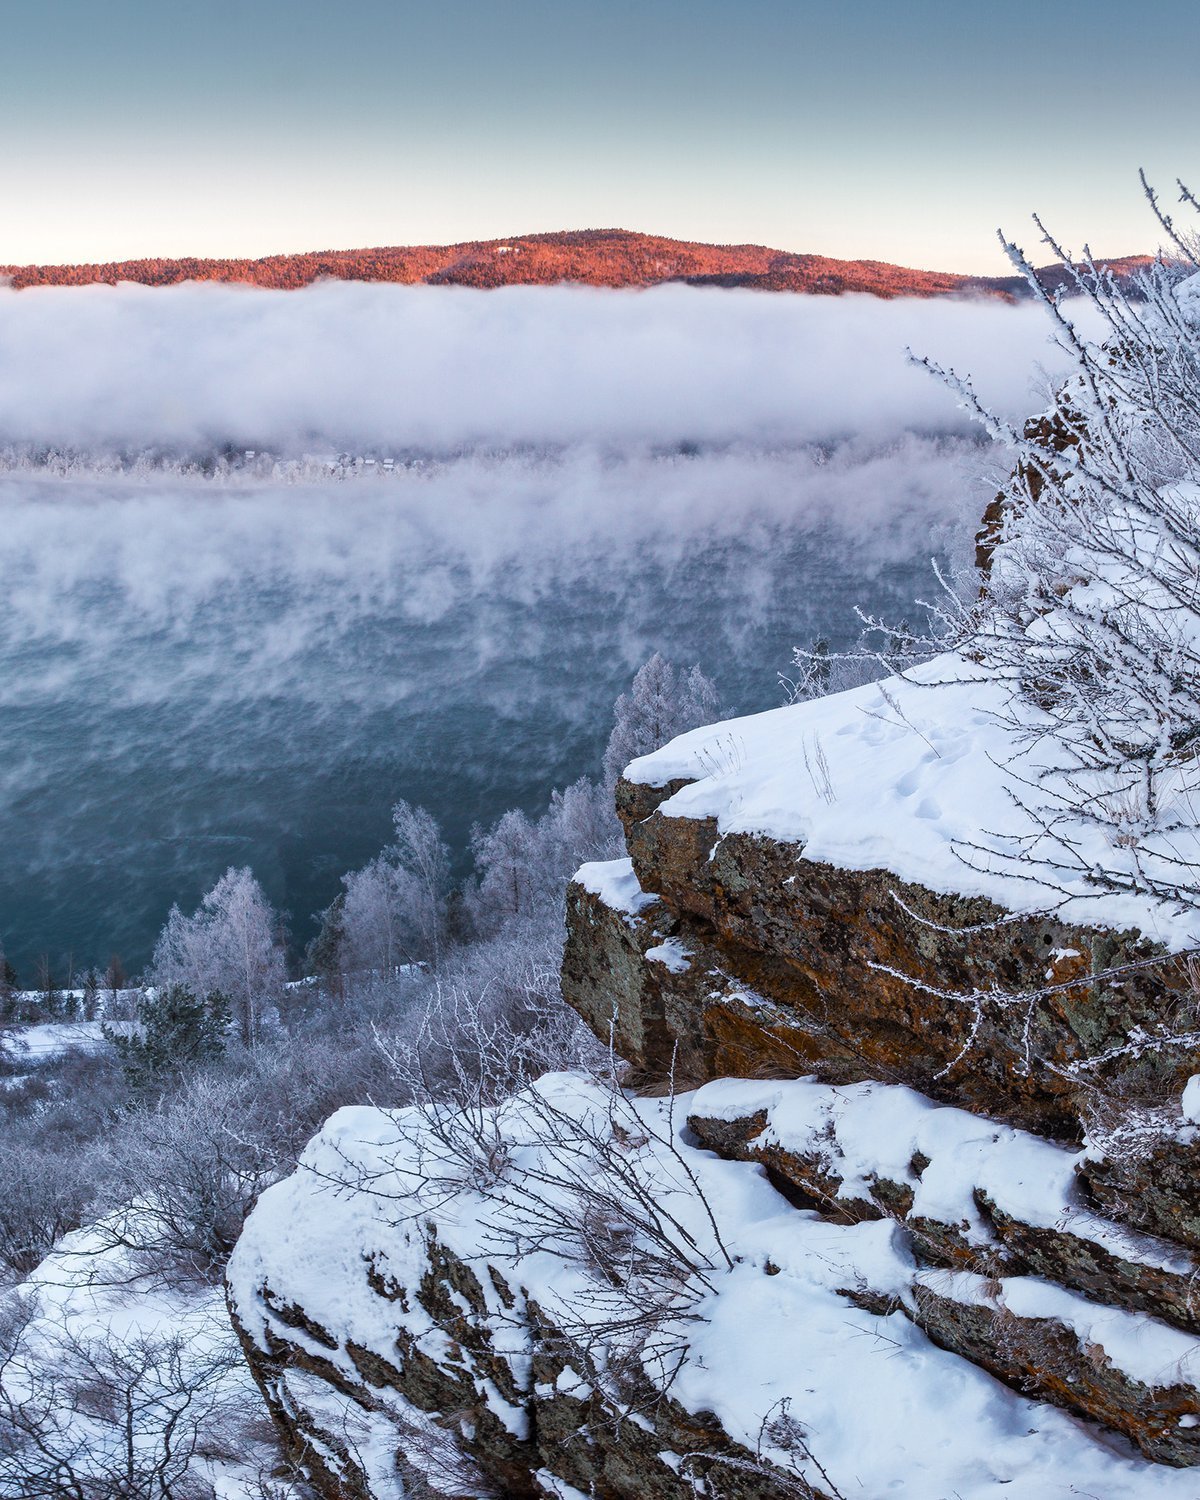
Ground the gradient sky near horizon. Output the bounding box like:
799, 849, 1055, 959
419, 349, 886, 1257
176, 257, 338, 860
2, 0, 1196, 274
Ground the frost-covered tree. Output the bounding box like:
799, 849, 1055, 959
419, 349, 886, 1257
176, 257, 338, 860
465, 659, 718, 939
546, 774, 622, 872
602, 654, 721, 787
466, 777, 621, 938
341, 856, 413, 977
340, 799, 450, 975
467, 808, 542, 932
912, 178, 1200, 914
150, 867, 286, 1047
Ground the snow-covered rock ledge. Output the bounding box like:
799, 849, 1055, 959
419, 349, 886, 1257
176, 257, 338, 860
563, 655, 1199, 1140
622, 653, 1200, 951
226, 1074, 1200, 1495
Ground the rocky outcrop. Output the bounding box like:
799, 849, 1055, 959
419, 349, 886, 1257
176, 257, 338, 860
576, 777, 1189, 1142
233, 633, 1200, 1492
910, 1275, 1200, 1468
683, 1078, 1200, 1463
232, 1225, 808, 1500
558, 747, 1200, 1470
686, 1098, 1200, 1337
225, 1087, 857, 1500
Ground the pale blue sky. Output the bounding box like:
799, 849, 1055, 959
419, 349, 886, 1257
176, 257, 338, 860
1, 0, 1195, 272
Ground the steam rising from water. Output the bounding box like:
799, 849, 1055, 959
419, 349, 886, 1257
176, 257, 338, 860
0, 284, 1062, 973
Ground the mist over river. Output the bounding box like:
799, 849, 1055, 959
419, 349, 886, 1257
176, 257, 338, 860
0, 282, 1071, 975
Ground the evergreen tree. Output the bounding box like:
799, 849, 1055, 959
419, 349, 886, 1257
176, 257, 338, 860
104, 985, 229, 1095
305, 891, 347, 997
0, 945, 16, 1025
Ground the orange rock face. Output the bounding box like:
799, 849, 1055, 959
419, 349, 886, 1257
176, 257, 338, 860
562, 777, 1194, 1141
559, 765, 1200, 1464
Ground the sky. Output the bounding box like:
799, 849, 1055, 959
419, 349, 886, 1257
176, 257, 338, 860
0, 0, 1197, 274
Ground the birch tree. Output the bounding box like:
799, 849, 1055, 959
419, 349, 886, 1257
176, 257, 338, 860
602, 654, 721, 787
339, 799, 450, 976
150, 867, 286, 1047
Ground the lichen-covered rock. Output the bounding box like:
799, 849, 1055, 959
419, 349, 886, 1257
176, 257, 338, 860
563, 875, 835, 1087
911, 1275, 1200, 1468
232, 1234, 803, 1500
567, 812, 1192, 1141
1080, 1133, 1200, 1255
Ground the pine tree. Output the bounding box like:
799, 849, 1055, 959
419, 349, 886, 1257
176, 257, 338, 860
104, 985, 229, 1095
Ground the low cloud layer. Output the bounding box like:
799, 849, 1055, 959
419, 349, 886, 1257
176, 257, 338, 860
0, 450, 972, 974
0, 281, 1072, 452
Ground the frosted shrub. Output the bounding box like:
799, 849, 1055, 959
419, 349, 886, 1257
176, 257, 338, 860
80, 1075, 277, 1286
916, 186, 1200, 909
0, 1292, 247, 1500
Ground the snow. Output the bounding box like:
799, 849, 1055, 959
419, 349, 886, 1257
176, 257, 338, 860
2, 1221, 298, 1500
0, 1020, 108, 1059
535, 1473, 592, 1500
624, 651, 1200, 951
646, 937, 692, 972
690, 1076, 1192, 1273
229, 1073, 1200, 1498
574, 855, 658, 917
1182, 1075, 1200, 1124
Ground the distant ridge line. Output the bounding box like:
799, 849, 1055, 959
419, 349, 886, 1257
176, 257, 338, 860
0, 228, 1157, 299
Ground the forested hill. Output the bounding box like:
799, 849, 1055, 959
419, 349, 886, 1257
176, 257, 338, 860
0, 228, 1157, 297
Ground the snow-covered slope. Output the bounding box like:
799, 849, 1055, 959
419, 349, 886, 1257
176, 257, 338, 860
0, 1224, 298, 1498
624, 651, 1200, 952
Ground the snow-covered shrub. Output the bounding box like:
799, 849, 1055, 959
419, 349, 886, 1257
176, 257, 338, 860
916, 187, 1200, 912
328, 1064, 732, 1412
378, 924, 602, 1110
0, 1142, 97, 1280
0, 1291, 249, 1500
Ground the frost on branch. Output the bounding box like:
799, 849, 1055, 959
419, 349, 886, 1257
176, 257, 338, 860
915, 185, 1200, 917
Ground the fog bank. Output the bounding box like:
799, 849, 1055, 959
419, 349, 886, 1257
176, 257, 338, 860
0, 282, 1070, 452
